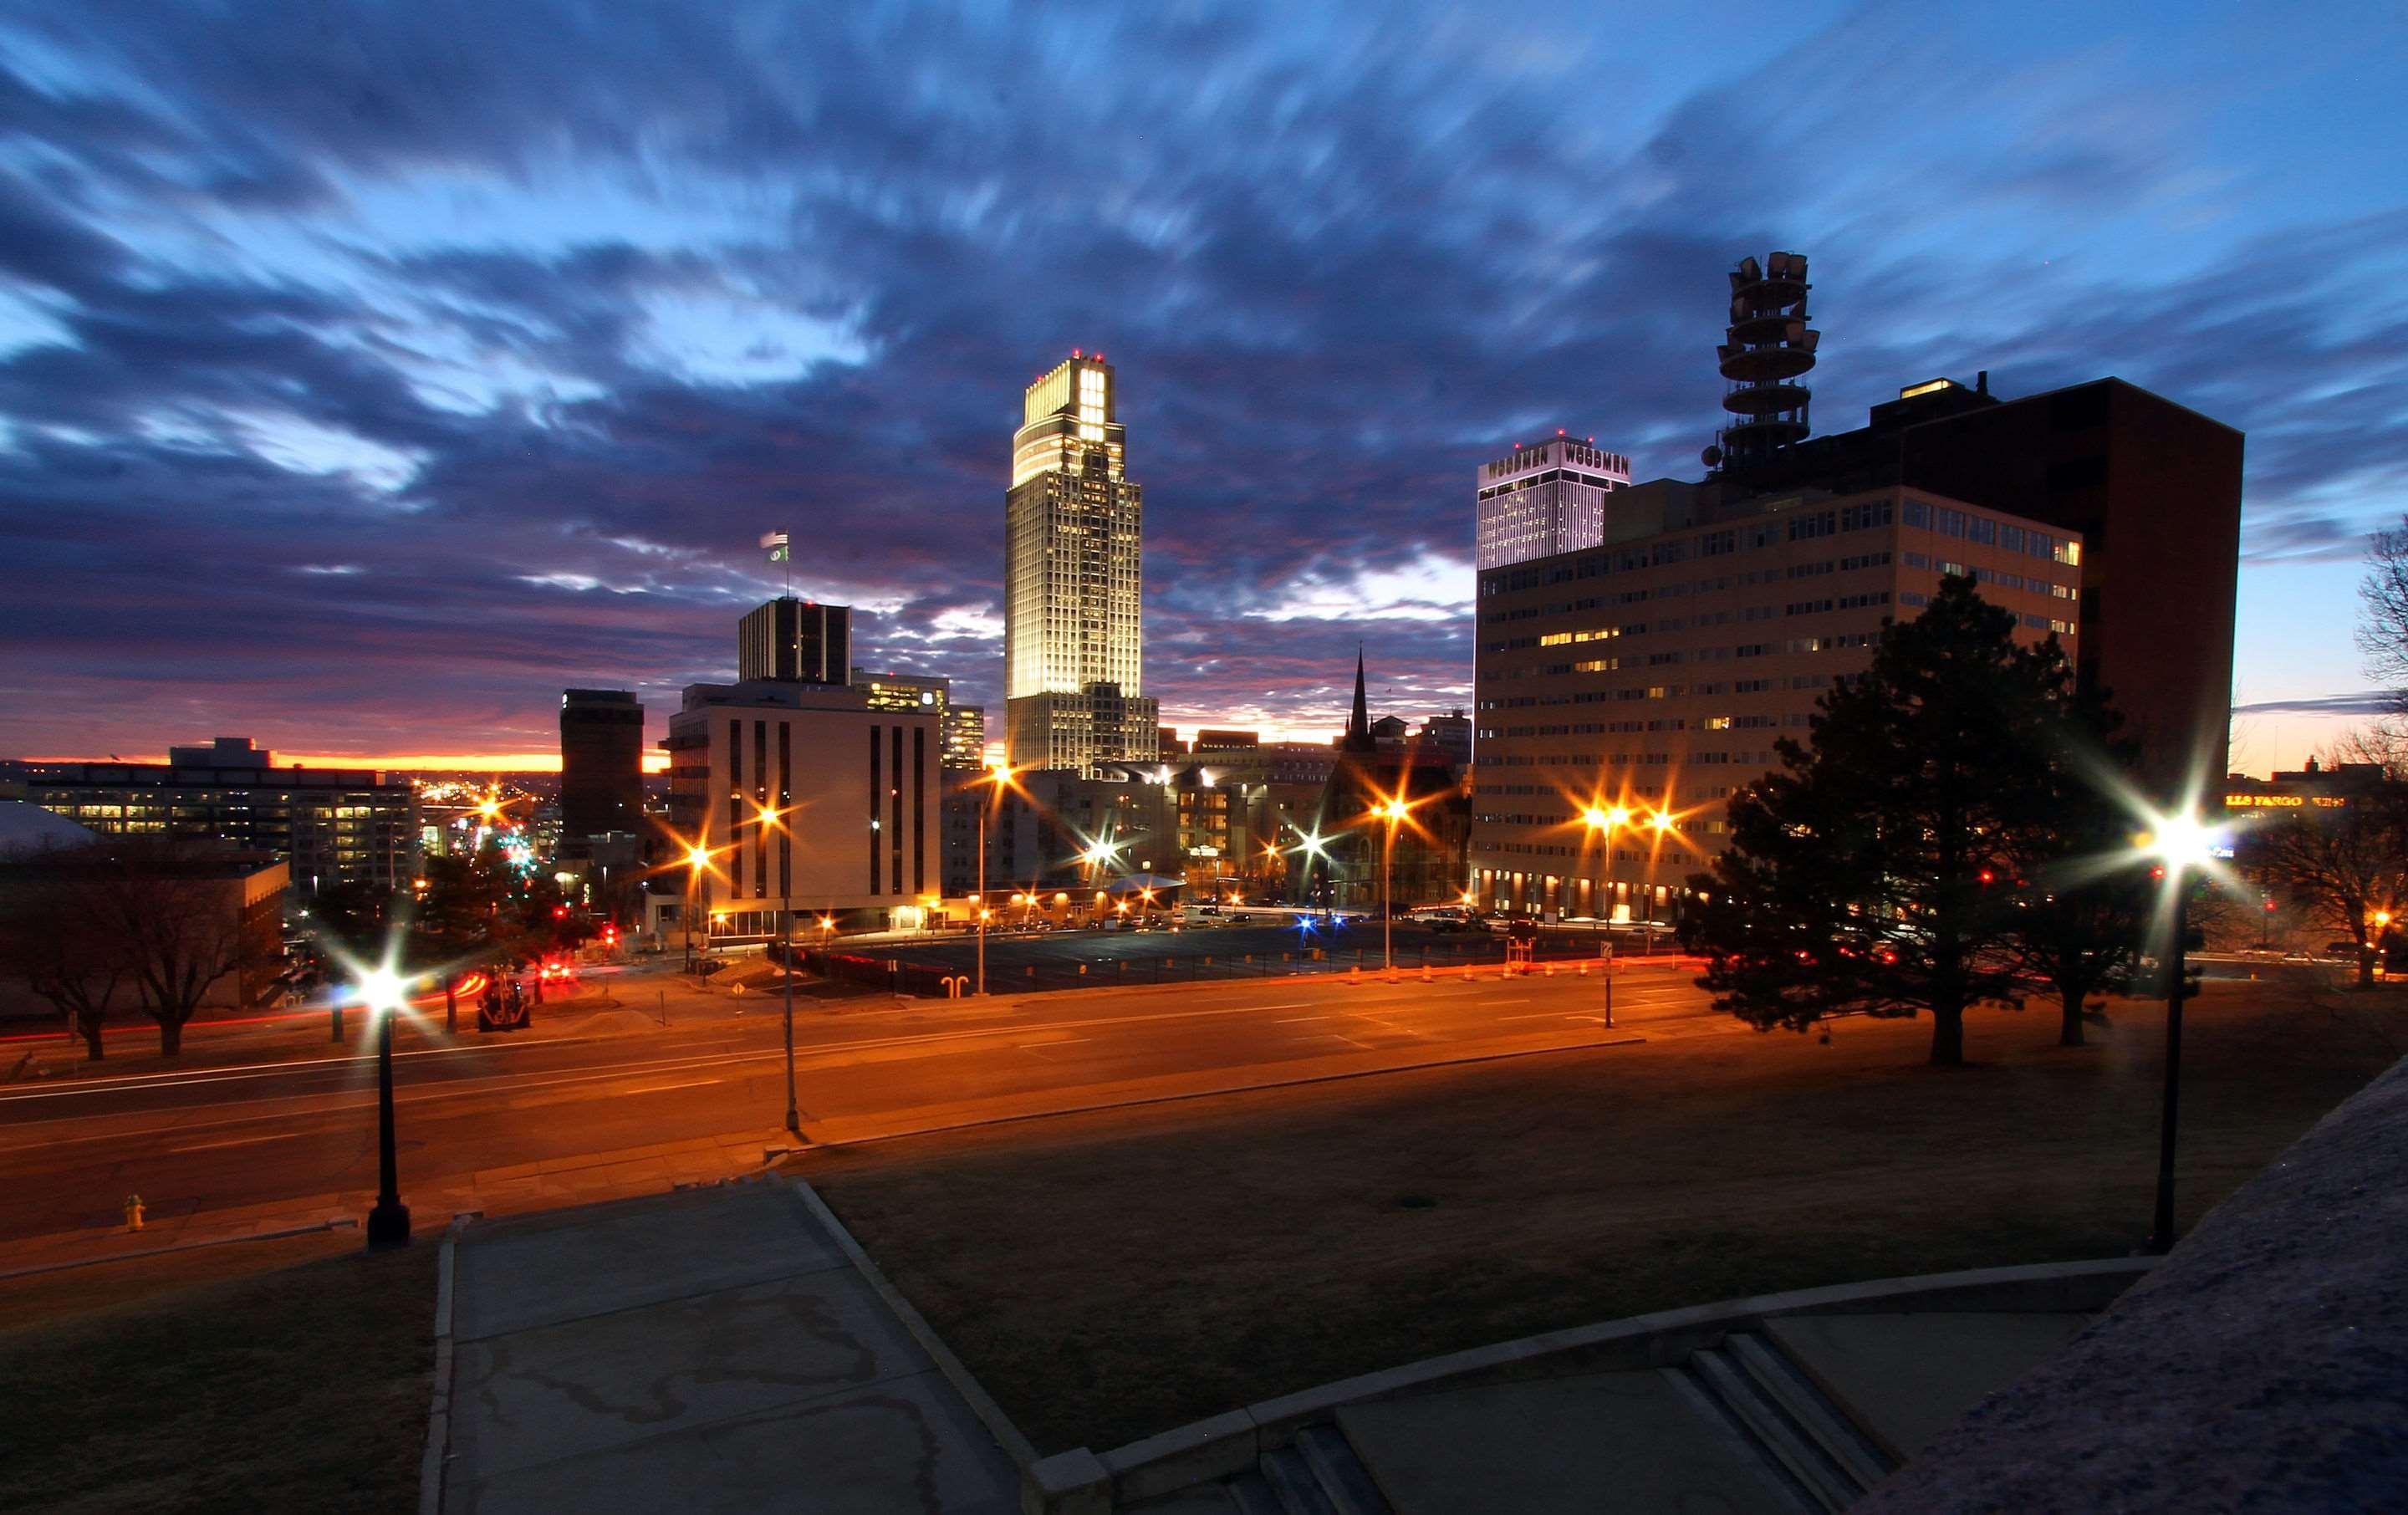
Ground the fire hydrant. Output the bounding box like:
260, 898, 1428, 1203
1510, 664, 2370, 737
124, 1194, 145, 1232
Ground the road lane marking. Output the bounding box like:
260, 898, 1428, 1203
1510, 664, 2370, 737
1275, 1015, 1331, 1023
0, 1036, 595, 1100
164, 1133, 303, 1153
623, 1079, 724, 1094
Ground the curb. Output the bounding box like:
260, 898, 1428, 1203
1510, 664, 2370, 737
0, 1216, 360, 1281
418, 1213, 472, 1515
772, 1172, 1041, 1472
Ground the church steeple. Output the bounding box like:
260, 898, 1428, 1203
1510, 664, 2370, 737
1344, 645, 1374, 753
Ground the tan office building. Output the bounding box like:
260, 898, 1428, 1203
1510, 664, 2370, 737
1469, 482, 2082, 922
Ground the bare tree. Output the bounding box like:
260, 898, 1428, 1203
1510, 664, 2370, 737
79, 839, 270, 1056
0, 862, 128, 1060
2254, 794, 2408, 989
2358, 514, 2408, 707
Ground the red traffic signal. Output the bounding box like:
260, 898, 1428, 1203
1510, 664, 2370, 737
552, 905, 569, 920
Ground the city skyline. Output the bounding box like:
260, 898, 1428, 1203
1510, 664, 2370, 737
0, 4, 2400, 773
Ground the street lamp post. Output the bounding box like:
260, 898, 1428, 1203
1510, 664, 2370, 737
782, 905, 799, 1138
1582, 805, 1629, 923
977, 801, 988, 997
971, 763, 1018, 995
752, 803, 802, 1141
682, 843, 712, 973
358, 967, 411, 1250
1083, 837, 1120, 926
1378, 798, 1409, 972
2141, 812, 2218, 1255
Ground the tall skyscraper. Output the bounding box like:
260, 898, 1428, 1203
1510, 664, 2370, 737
559, 689, 645, 838
1474, 432, 1631, 569
1004, 351, 1158, 773
738, 598, 850, 684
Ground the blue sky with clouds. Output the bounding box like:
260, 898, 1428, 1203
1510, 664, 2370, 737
0, 0, 2400, 769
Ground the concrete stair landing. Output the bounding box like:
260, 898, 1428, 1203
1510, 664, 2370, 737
1135, 1309, 2094, 1514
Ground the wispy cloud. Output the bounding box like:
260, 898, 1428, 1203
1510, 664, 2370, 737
0, 2, 2398, 760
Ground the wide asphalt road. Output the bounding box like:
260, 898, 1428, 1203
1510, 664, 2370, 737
0, 960, 1722, 1248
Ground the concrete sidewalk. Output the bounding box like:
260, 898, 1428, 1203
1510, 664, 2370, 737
441, 1176, 1023, 1513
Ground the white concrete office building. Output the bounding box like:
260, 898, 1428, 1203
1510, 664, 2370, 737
1475, 433, 1632, 570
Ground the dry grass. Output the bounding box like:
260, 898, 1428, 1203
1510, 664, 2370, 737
0, 1231, 437, 1513
799, 979, 2408, 1454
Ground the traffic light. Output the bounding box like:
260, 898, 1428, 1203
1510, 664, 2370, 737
553, 905, 569, 920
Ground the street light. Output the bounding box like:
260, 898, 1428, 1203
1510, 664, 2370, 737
972, 763, 1022, 996
2138, 809, 2222, 1255
1081, 834, 1122, 923
753, 803, 802, 1140
1289, 824, 1333, 916
356, 964, 411, 1250
1581, 804, 1630, 923
681, 841, 714, 972
1377, 795, 1411, 972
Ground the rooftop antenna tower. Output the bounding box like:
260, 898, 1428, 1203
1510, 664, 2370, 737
1704, 250, 1818, 472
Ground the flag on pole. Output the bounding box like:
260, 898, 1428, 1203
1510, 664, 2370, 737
760, 529, 790, 563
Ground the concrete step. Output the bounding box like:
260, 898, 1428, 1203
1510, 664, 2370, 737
1295, 1423, 1392, 1514
1225, 1470, 1287, 1515
1259, 1445, 1339, 1515
1727, 1330, 1895, 1491
1683, 1346, 1862, 1512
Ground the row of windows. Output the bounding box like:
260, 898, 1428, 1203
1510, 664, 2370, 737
1477, 748, 1781, 774
1483, 503, 2078, 603
1480, 671, 1841, 710
1492, 554, 1907, 640
1477, 503, 1904, 596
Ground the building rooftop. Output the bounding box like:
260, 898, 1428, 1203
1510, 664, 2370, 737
0, 798, 97, 858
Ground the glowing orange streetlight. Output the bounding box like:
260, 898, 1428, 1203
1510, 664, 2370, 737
1371, 789, 1425, 972
1582, 804, 1630, 833
971, 763, 1024, 996
674, 839, 722, 972
745, 799, 804, 1140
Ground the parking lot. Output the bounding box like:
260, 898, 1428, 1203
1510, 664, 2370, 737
809, 916, 1686, 995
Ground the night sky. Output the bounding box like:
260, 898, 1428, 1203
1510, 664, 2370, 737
0, 2, 2401, 772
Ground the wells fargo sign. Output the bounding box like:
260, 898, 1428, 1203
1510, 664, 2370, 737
2223, 794, 2348, 809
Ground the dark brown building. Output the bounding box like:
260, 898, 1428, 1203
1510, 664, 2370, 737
737, 597, 851, 684
559, 689, 645, 839
1718, 374, 2243, 788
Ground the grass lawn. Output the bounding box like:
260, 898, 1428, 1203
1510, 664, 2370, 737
0, 1230, 437, 1513
798, 978, 2408, 1455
